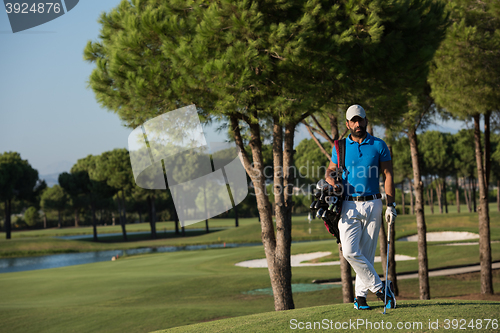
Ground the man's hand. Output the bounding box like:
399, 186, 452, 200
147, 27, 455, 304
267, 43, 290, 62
385, 206, 397, 224
333, 184, 343, 194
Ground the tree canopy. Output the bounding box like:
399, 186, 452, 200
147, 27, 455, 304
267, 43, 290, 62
429, 0, 500, 118
0, 152, 39, 239
85, 0, 450, 310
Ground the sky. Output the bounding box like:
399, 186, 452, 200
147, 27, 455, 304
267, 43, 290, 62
0, 1, 465, 179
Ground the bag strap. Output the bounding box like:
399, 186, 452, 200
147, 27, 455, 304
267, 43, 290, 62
339, 138, 346, 171
334, 139, 346, 179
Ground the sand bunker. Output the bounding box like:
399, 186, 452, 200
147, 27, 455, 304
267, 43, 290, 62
398, 231, 479, 242
235, 251, 415, 268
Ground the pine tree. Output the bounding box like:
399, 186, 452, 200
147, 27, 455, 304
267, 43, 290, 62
85, 0, 448, 310
429, 0, 500, 294
0, 152, 39, 239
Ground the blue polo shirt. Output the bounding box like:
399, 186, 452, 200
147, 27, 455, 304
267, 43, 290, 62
331, 133, 391, 196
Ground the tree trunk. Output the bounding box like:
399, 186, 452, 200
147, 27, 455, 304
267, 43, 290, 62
430, 186, 434, 214
179, 194, 185, 237
203, 186, 209, 234
484, 111, 491, 186
497, 180, 499, 212
147, 195, 157, 239
367, 123, 374, 136
465, 180, 472, 212
455, 175, 460, 214
473, 114, 493, 294
339, 244, 354, 302
401, 182, 405, 215
234, 203, 239, 227
408, 128, 430, 300
269, 119, 294, 310
5, 199, 12, 239
58, 209, 62, 229
436, 180, 443, 214
329, 113, 339, 141
74, 208, 79, 227
43, 214, 47, 229
231, 115, 294, 311
443, 177, 448, 214
472, 177, 477, 213
91, 202, 98, 242
410, 181, 414, 215
426, 188, 431, 211
119, 190, 128, 241
151, 197, 156, 238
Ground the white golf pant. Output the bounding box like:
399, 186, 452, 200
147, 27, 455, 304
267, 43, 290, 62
339, 198, 383, 298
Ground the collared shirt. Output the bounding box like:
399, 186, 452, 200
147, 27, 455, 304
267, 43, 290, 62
331, 133, 391, 196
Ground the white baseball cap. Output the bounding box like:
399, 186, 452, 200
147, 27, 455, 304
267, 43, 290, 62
346, 105, 366, 120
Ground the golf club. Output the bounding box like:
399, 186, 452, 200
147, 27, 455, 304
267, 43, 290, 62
383, 220, 392, 315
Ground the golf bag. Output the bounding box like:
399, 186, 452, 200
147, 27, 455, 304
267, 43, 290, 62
309, 139, 346, 243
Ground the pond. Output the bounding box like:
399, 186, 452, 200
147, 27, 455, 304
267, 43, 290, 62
0, 242, 262, 274
243, 283, 341, 296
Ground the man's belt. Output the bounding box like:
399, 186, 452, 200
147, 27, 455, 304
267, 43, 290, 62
344, 193, 382, 201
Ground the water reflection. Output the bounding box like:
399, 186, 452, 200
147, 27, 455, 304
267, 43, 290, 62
0, 242, 262, 274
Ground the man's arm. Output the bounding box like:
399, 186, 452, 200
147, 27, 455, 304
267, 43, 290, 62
380, 160, 395, 205
325, 160, 339, 186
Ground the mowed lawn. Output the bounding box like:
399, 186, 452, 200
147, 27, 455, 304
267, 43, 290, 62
1, 209, 500, 258
1, 210, 499, 332
158, 300, 500, 333
1, 239, 500, 333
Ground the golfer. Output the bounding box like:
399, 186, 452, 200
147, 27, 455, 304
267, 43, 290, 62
325, 104, 397, 310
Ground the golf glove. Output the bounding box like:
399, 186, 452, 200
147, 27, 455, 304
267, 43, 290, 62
385, 206, 397, 224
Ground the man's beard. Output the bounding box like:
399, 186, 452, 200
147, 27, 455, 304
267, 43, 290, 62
349, 124, 367, 138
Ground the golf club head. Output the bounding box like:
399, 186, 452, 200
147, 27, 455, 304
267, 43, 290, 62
310, 201, 317, 210
316, 179, 328, 190
316, 208, 324, 218
321, 209, 332, 219
328, 203, 339, 212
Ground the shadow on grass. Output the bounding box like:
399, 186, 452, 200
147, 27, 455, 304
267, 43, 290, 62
78, 228, 226, 243
395, 301, 497, 308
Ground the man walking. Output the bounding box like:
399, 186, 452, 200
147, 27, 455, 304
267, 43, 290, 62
325, 104, 397, 310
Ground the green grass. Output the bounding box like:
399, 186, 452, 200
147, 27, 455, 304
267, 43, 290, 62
1, 240, 500, 333
0, 217, 260, 238
156, 300, 500, 333
1, 206, 499, 332
1, 209, 499, 258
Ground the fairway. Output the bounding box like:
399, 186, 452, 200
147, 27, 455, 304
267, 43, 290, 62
2, 210, 500, 259
1, 211, 499, 332
1, 238, 500, 333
